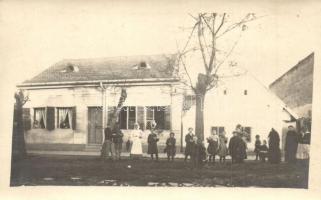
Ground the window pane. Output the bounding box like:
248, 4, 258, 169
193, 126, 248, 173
119, 107, 127, 129
146, 106, 154, 120
34, 108, 46, 129
154, 106, 165, 129
218, 127, 225, 134
58, 108, 72, 129
128, 106, 136, 129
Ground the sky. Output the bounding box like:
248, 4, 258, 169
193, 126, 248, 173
0, 0, 320, 91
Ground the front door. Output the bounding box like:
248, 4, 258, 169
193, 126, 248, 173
88, 107, 103, 144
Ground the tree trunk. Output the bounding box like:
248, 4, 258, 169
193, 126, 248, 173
195, 91, 205, 141
12, 106, 27, 160
194, 73, 208, 142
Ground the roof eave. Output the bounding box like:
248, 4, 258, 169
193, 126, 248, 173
17, 77, 180, 88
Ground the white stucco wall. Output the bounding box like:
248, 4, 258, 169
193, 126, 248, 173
182, 74, 294, 150
23, 84, 181, 146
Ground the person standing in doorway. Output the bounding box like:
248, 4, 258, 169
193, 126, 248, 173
112, 121, 123, 160
285, 125, 299, 163
184, 127, 195, 162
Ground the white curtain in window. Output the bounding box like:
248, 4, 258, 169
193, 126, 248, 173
67, 109, 73, 129
35, 109, 42, 123
58, 108, 69, 127
40, 108, 47, 128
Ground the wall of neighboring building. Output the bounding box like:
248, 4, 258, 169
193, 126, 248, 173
269, 53, 314, 118
183, 74, 293, 151
22, 84, 182, 152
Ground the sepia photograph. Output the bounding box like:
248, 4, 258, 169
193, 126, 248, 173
1, 1, 321, 197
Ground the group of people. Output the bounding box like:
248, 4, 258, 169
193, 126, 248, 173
184, 124, 248, 166
101, 120, 311, 166
284, 125, 311, 163
101, 121, 177, 162
254, 128, 281, 163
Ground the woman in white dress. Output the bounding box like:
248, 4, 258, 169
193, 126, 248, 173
129, 122, 143, 158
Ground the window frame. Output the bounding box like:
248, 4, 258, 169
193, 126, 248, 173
33, 107, 46, 129
56, 107, 73, 129
211, 126, 225, 134
241, 126, 252, 143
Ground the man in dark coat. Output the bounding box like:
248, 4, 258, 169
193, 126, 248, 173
184, 127, 195, 161
285, 125, 299, 163
268, 128, 281, 164
229, 130, 246, 163
165, 132, 176, 161
101, 125, 114, 161
112, 122, 123, 160
147, 129, 159, 160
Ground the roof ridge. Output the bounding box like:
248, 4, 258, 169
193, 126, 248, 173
58, 53, 177, 63
269, 52, 314, 88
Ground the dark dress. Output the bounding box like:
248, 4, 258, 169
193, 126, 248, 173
259, 144, 269, 162
165, 137, 176, 156
192, 141, 207, 168
268, 129, 281, 163
254, 140, 261, 154
229, 133, 246, 163
147, 132, 159, 154
285, 130, 298, 163
207, 136, 219, 155
185, 134, 194, 156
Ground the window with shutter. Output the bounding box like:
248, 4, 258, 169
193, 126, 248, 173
22, 108, 31, 131
57, 107, 73, 129
46, 107, 55, 131
145, 106, 170, 130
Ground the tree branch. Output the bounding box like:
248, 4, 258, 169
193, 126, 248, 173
214, 31, 242, 75
197, 14, 209, 72
214, 13, 226, 35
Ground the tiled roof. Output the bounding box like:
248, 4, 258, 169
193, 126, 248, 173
23, 54, 178, 84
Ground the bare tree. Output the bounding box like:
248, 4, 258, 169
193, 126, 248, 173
177, 13, 259, 141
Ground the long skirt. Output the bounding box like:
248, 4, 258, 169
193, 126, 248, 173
296, 144, 310, 159
130, 138, 143, 157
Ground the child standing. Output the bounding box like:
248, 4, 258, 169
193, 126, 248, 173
207, 129, 219, 164
254, 135, 261, 161
184, 128, 195, 161
165, 132, 176, 161
192, 137, 207, 168
218, 131, 228, 163
259, 140, 269, 162
147, 128, 159, 161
